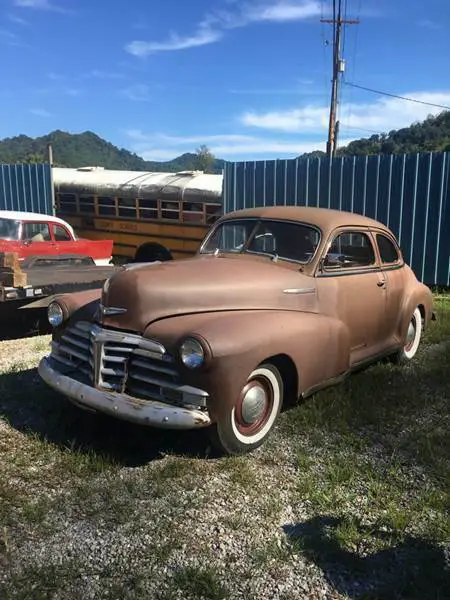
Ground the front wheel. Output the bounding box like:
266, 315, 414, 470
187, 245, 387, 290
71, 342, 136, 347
391, 307, 423, 364
209, 363, 283, 455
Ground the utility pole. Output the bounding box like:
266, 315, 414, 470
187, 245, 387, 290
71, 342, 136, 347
321, 0, 359, 157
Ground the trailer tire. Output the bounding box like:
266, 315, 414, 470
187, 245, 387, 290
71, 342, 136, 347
134, 243, 173, 263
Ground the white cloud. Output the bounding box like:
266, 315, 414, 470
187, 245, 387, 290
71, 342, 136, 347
242, 105, 328, 131
240, 92, 450, 134
121, 84, 152, 102
125, 25, 222, 56
126, 130, 255, 145
229, 86, 322, 96
418, 19, 441, 30
0, 28, 24, 46
88, 69, 125, 79
125, 1, 322, 56
123, 128, 337, 161
14, 0, 72, 14
64, 88, 82, 96
8, 14, 30, 25
47, 71, 65, 80
29, 108, 53, 117
0, 29, 18, 39
246, 1, 322, 22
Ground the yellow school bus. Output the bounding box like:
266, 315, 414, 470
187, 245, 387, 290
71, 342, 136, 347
52, 167, 224, 262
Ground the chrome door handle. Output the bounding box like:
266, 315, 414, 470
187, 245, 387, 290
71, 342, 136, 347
377, 280, 386, 287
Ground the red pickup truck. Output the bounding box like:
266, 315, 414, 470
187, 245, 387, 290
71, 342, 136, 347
0, 210, 113, 266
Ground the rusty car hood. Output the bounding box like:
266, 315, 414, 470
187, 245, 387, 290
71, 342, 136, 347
99, 255, 317, 333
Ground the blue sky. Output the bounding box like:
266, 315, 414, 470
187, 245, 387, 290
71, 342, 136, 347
0, 0, 449, 162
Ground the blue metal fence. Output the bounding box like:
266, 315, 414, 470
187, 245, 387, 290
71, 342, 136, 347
0, 163, 53, 215
223, 152, 450, 286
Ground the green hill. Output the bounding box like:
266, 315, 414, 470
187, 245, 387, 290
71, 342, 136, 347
1, 110, 449, 171
339, 110, 450, 156
0, 130, 225, 173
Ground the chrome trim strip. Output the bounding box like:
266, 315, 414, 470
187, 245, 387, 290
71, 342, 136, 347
283, 287, 315, 294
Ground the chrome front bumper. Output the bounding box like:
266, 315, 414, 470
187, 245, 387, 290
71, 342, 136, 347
38, 356, 211, 430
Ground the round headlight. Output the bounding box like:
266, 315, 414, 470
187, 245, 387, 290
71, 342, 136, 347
180, 337, 205, 369
48, 302, 64, 327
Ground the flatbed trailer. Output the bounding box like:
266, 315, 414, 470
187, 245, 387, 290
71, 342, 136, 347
0, 254, 117, 338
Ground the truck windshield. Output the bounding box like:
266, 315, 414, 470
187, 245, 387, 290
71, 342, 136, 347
200, 218, 321, 264
0, 218, 20, 241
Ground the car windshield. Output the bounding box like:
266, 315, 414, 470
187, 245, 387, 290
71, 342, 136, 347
0, 218, 20, 241
200, 218, 321, 264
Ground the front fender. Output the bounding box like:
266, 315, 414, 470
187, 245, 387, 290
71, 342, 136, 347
52, 290, 101, 340
145, 310, 350, 421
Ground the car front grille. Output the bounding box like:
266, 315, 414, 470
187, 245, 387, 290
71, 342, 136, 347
50, 321, 206, 408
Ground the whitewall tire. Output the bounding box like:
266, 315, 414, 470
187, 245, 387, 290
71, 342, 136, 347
392, 307, 423, 364
210, 363, 283, 455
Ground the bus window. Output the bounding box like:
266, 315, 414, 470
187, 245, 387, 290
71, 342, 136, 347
79, 196, 95, 214
57, 193, 77, 213
161, 201, 179, 220
140, 208, 158, 220
118, 197, 137, 218
98, 196, 116, 216
139, 199, 157, 209
182, 202, 204, 222
138, 198, 158, 220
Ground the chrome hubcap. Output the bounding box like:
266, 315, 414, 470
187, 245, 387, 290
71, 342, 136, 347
241, 385, 267, 424
405, 319, 416, 348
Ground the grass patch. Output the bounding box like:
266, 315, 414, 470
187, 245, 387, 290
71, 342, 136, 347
168, 566, 229, 600
217, 455, 258, 487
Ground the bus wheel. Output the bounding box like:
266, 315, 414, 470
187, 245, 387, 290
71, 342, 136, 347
134, 243, 173, 263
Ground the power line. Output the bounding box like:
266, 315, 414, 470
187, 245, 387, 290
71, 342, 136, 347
340, 123, 386, 135
344, 81, 450, 110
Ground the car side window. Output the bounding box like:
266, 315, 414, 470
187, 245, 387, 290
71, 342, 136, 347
324, 231, 376, 269
53, 225, 72, 241
377, 234, 400, 264
22, 222, 51, 242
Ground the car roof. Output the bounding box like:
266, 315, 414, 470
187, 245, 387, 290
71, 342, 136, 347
0, 210, 67, 225
0, 210, 76, 235
221, 206, 392, 235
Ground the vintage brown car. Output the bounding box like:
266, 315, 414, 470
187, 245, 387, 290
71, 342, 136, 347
38, 206, 434, 454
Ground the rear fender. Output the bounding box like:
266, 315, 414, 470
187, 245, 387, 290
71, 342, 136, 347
145, 310, 350, 421
398, 283, 433, 341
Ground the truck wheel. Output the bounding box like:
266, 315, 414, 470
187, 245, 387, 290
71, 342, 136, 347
391, 307, 423, 364
134, 243, 173, 263
209, 363, 283, 455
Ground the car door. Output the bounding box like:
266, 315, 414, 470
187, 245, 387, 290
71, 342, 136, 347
315, 227, 387, 366
52, 222, 80, 256
372, 229, 406, 346
20, 221, 56, 259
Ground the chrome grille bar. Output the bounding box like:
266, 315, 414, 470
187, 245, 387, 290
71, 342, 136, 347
49, 321, 208, 409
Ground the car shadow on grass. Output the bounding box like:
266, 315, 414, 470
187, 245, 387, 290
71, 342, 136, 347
283, 515, 450, 600
0, 367, 215, 467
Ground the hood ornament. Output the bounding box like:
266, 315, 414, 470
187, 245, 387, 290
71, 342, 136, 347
99, 304, 127, 317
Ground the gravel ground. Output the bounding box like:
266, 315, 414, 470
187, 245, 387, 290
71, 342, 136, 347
0, 326, 449, 600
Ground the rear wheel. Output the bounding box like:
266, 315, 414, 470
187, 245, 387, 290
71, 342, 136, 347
209, 363, 283, 455
134, 243, 173, 263
391, 307, 422, 364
